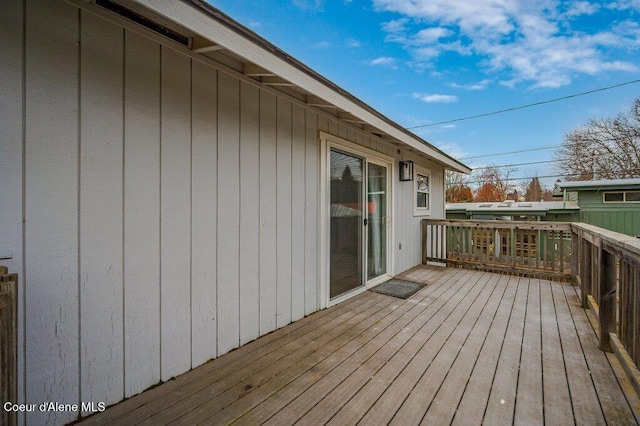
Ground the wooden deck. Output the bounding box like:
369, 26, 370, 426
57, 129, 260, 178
79, 266, 640, 425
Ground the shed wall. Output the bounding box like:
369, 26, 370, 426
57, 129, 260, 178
0, 1, 445, 423
577, 191, 640, 236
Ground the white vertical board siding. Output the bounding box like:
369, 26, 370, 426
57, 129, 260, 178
276, 98, 293, 328
123, 31, 161, 397
24, 1, 79, 424
217, 72, 241, 354
430, 164, 446, 218
304, 110, 319, 315
394, 151, 446, 272
12, 3, 456, 420
239, 81, 260, 345
259, 91, 278, 335
79, 12, 124, 407
291, 104, 306, 322
160, 47, 192, 381
190, 62, 218, 367
0, 0, 25, 415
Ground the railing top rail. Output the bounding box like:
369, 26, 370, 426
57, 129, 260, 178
421, 218, 572, 231
571, 222, 640, 258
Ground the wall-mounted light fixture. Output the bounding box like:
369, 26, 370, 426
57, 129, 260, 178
399, 160, 414, 181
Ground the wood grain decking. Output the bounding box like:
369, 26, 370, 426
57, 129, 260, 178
78, 266, 640, 425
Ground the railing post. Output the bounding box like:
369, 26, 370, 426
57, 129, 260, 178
599, 248, 617, 352
0, 266, 18, 426
580, 237, 590, 309
421, 219, 427, 265
571, 230, 579, 285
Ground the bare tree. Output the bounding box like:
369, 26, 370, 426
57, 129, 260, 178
473, 165, 511, 202
445, 170, 473, 202
555, 98, 640, 180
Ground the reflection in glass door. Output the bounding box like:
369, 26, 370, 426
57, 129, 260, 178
329, 150, 363, 299
367, 163, 387, 281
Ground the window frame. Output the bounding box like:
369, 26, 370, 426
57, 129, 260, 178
603, 190, 640, 203
413, 166, 431, 216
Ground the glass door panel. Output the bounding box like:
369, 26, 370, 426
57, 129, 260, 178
367, 162, 387, 281
330, 149, 364, 299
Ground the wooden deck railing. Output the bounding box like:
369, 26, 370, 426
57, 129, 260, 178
421, 219, 572, 281
572, 223, 640, 397
421, 219, 640, 397
0, 266, 18, 426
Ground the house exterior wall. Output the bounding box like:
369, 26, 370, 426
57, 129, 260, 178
0, 1, 445, 423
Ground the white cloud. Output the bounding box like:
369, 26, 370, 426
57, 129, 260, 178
608, 0, 640, 11
368, 56, 398, 68
347, 38, 361, 48
565, 1, 599, 17
413, 92, 459, 103
382, 18, 409, 33
373, 0, 639, 88
415, 27, 452, 43
292, 0, 323, 10
313, 41, 331, 49
449, 79, 492, 90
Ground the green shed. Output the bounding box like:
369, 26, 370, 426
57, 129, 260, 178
555, 178, 640, 237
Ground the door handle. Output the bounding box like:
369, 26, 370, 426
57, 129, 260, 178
364, 218, 368, 226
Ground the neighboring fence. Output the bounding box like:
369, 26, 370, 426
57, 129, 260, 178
421, 219, 572, 281
0, 266, 18, 426
572, 223, 640, 397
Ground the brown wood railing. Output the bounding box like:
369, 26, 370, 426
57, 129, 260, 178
421, 219, 640, 397
0, 266, 18, 426
572, 223, 640, 397
421, 219, 572, 281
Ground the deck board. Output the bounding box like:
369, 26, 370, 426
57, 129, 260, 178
539, 279, 574, 425
79, 266, 640, 426
514, 278, 544, 425
552, 279, 607, 425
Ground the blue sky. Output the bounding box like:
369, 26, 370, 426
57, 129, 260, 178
208, 0, 640, 188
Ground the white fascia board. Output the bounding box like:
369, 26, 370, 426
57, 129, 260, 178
131, 0, 470, 174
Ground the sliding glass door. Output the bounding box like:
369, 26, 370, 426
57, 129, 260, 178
329, 149, 390, 300
367, 162, 387, 281
329, 150, 364, 298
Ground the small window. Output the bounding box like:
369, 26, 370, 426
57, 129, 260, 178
413, 167, 431, 216
604, 192, 624, 202
626, 191, 640, 202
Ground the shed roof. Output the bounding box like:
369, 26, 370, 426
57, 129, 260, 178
555, 178, 640, 191
446, 201, 579, 216
116, 0, 470, 173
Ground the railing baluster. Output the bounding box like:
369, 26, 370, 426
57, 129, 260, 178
599, 247, 617, 352
630, 267, 636, 367
580, 237, 590, 309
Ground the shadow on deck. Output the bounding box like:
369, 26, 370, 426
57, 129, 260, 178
79, 265, 640, 425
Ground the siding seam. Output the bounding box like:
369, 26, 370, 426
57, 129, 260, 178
21, 0, 27, 412
158, 44, 163, 380
121, 27, 126, 400
215, 70, 219, 358
189, 57, 194, 369
77, 7, 83, 411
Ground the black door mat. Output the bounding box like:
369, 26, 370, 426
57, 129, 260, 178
369, 279, 426, 299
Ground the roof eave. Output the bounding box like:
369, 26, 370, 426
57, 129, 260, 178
130, 0, 471, 174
